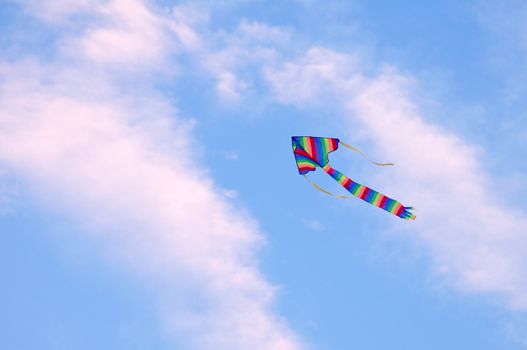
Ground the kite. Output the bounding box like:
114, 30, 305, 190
292, 136, 416, 220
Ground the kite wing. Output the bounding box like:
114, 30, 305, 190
292, 136, 416, 220
292, 136, 340, 174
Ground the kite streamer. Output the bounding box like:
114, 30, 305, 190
292, 136, 416, 220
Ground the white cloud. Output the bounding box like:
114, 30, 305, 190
169, 11, 287, 103
0, 1, 303, 349
169, 4, 207, 51
238, 19, 291, 44
215, 71, 248, 103
222, 189, 239, 199
264, 47, 363, 105
23, 0, 186, 70
265, 48, 527, 310
20, 0, 100, 23
70, 0, 171, 67
350, 69, 527, 308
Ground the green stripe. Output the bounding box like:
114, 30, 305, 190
370, 192, 381, 205
386, 200, 396, 213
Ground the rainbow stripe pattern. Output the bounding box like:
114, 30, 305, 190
292, 136, 339, 174
292, 136, 416, 220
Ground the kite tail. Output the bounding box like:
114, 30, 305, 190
322, 164, 416, 220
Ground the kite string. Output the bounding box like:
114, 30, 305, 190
339, 140, 394, 167
302, 174, 351, 199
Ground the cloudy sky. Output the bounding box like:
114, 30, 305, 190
1, 0, 527, 349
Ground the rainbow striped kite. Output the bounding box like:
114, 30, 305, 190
292, 136, 416, 220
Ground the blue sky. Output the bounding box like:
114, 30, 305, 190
1, 1, 527, 349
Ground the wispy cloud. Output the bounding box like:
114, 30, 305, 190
21, 0, 98, 23
302, 219, 326, 232
170, 7, 289, 103
265, 47, 527, 310
222, 150, 239, 161
155, 2, 527, 311
146, 0, 527, 313
7, 0, 527, 347
0, 1, 303, 349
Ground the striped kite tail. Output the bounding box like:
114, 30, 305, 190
322, 164, 416, 220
